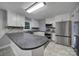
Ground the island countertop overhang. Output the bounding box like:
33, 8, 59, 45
6, 32, 49, 50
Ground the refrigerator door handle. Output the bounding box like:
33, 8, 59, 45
55, 35, 71, 38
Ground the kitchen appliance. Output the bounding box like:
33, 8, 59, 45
72, 21, 79, 55
45, 24, 55, 39
72, 21, 79, 48
55, 21, 72, 46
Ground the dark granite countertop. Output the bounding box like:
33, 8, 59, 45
6, 32, 49, 50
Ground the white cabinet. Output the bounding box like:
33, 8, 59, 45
7, 11, 25, 27
16, 14, 25, 27
19, 16, 25, 27
7, 11, 17, 26
16, 15, 21, 27
46, 18, 53, 24
34, 32, 45, 36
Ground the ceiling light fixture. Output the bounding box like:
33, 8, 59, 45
25, 2, 46, 13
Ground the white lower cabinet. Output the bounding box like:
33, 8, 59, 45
10, 40, 45, 56
34, 32, 45, 36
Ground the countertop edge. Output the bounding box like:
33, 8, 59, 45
6, 33, 49, 50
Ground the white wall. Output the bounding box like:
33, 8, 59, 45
30, 19, 39, 28
0, 10, 10, 48
0, 10, 5, 38
25, 18, 39, 30
38, 20, 46, 31
46, 18, 54, 24
0, 9, 24, 48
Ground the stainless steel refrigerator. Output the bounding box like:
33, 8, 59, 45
55, 21, 72, 46
72, 21, 79, 48
72, 21, 79, 55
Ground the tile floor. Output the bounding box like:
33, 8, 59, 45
0, 42, 77, 56
44, 42, 76, 56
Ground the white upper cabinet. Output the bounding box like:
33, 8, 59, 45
16, 14, 25, 27
7, 11, 25, 27
7, 11, 17, 26
45, 18, 53, 24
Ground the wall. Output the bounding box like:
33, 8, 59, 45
0, 9, 24, 48
45, 18, 54, 24
45, 5, 79, 47
45, 13, 71, 42
0, 10, 5, 39
38, 20, 46, 31
30, 19, 39, 28
0, 10, 10, 48
25, 18, 46, 32
25, 18, 39, 30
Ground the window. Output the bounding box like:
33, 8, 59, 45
25, 22, 30, 29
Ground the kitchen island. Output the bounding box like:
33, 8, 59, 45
5, 32, 49, 56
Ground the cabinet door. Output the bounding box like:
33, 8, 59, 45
20, 16, 25, 27
46, 18, 53, 24
34, 32, 44, 36
7, 11, 17, 26
16, 14, 21, 27
16, 14, 25, 27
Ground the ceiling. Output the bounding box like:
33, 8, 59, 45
0, 2, 79, 20
0, 2, 31, 15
